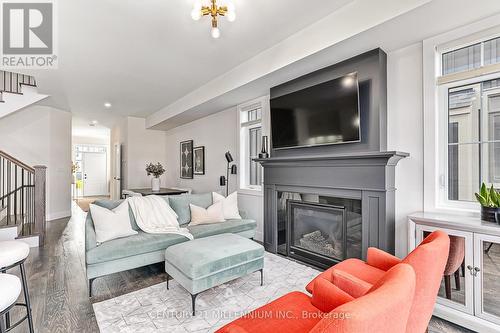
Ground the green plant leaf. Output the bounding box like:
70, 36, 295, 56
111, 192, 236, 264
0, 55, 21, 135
481, 183, 488, 199
475, 193, 488, 206
490, 186, 496, 206
491, 186, 500, 207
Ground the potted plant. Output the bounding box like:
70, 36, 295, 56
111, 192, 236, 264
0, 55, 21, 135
475, 183, 500, 223
146, 162, 165, 192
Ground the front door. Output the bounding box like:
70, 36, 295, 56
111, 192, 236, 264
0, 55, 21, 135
83, 151, 107, 196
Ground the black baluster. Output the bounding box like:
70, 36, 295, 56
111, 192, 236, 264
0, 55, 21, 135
14, 165, 17, 224
7, 160, 10, 225
0, 156, 3, 207
21, 170, 24, 233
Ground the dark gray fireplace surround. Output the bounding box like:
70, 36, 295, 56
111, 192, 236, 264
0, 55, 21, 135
256, 151, 407, 266
256, 49, 408, 268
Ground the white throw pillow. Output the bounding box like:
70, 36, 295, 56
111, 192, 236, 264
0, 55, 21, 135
213, 191, 242, 220
90, 201, 138, 243
189, 202, 225, 226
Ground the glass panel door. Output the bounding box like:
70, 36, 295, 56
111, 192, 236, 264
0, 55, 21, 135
415, 225, 474, 314
473, 233, 500, 325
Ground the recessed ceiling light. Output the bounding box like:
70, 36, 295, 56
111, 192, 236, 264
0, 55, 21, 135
90, 120, 98, 127
104, 102, 112, 109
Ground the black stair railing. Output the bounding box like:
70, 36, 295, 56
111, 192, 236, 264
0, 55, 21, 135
0, 70, 37, 95
0, 150, 46, 244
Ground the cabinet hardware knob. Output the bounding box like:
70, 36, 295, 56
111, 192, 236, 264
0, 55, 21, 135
466, 265, 481, 277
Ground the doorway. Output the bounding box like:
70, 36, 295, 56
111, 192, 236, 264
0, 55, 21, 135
73, 144, 109, 211
82, 149, 107, 196
72, 118, 111, 212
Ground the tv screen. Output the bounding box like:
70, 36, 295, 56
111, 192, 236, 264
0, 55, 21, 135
270, 72, 360, 149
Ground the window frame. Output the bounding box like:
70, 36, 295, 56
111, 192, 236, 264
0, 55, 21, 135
247, 124, 262, 187
237, 96, 270, 196
423, 19, 500, 213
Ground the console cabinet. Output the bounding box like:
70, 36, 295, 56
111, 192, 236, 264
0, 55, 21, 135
409, 212, 500, 333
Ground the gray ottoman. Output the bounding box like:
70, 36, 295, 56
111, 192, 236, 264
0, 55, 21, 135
164, 233, 264, 315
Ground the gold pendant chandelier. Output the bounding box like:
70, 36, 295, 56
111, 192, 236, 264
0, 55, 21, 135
191, 0, 236, 39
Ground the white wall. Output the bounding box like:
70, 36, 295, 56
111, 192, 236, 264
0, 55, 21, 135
126, 117, 168, 189
0, 105, 72, 220
163, 107, 264, 241
164, 107, 238, 194
387, 43, 424, 257
72, 135, 109, 146
110, 116, 168, 198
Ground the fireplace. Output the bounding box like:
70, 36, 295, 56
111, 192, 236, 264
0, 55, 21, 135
277, 192, 362, 268
257, 50, 407, 267
257, 151, 408, 267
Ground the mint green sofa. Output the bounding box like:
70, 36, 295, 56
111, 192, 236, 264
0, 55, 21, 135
85, 193, 257, 296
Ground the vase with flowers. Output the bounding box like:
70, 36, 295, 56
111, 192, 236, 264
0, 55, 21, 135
146, 162, 165, 192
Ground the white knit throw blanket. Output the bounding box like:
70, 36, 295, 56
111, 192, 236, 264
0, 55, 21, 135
127, 195, 193, 240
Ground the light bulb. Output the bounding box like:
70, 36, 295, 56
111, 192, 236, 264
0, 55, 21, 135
211, 27, 220, 39
191, 9, 201, 21
226, 11, 236, 22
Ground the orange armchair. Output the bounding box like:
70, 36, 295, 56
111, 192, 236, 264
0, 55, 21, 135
306, 230, 450, 333
216, 263, 416, 333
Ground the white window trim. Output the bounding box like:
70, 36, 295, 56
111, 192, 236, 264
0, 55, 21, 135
423, 15, 500, 214
237, 95, 270, 196
436, 72, 500, 212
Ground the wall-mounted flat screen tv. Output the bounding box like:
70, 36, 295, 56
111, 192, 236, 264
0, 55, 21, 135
270, 72, 360, 149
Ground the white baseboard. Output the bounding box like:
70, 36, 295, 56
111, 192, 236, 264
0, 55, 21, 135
47, 210, 71, 221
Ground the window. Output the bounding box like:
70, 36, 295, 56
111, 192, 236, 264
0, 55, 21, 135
248, 127, 262, 185
423, 21, 500, 212
238, 97, 269, 192
441, 43, 500, 202
442, 37, 500, 76
442, 43, 481, 75
484, 37, 500, 66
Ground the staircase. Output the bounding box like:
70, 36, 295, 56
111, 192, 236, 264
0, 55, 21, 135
0, 150, 46, 247
0, 70, 48, 119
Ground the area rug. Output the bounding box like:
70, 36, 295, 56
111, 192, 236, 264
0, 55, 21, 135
92, 253, 320, 333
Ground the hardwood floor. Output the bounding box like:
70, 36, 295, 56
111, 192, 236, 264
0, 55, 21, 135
8, 204, 169, 333
4, 204, 473, 332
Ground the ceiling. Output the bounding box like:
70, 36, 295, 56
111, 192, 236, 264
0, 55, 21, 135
29, 0, 354, 129
146, 0, 500, 130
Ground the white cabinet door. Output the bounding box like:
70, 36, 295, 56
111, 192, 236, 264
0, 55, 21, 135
415, 224, 475, 315
473, 233, 500, 325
